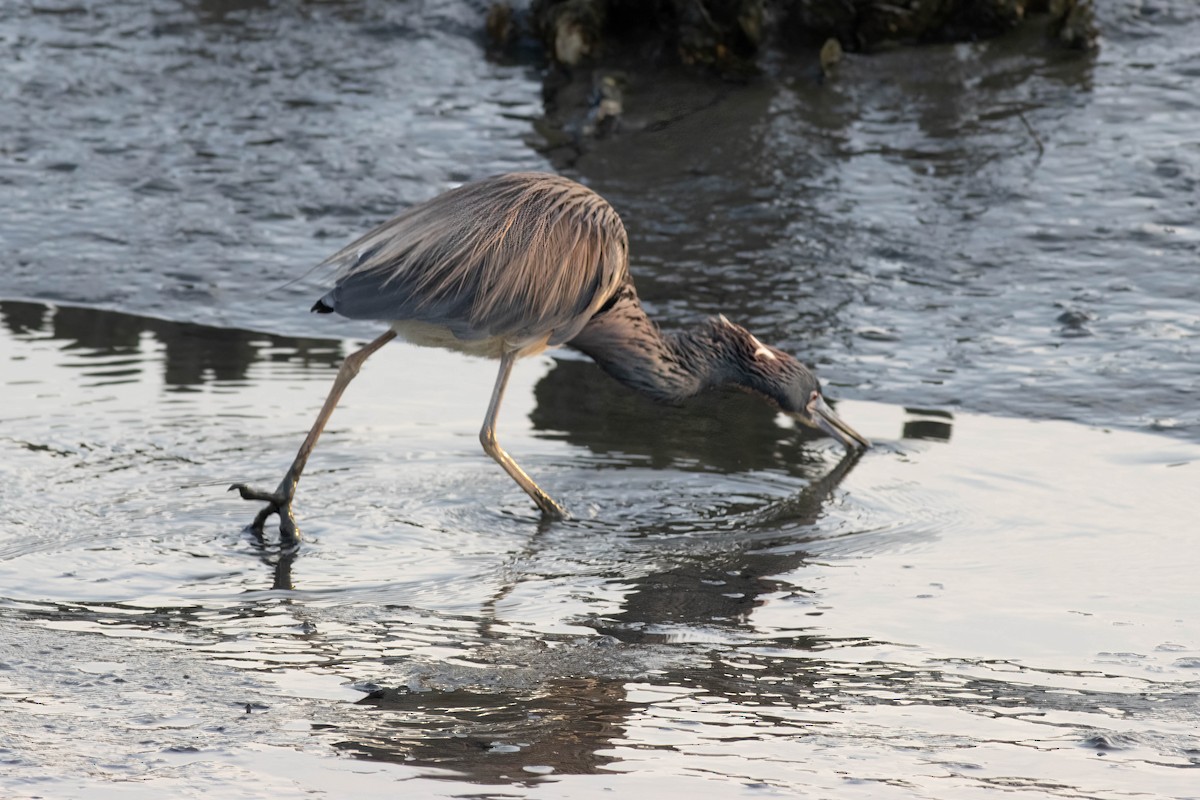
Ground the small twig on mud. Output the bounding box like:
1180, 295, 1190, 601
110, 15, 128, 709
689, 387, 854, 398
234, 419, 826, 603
1017, 110, 1045, 162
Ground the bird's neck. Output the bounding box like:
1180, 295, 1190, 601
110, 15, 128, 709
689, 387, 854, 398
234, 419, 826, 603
567, 283, 782, 405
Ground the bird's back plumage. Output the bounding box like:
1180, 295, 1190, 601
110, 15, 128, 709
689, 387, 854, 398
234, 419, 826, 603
315, 173, 629, 356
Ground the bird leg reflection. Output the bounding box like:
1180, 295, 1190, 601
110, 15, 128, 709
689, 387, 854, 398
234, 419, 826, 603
230, 330, 398, 545
481, 350, 567, 520
752, 446, 865, 529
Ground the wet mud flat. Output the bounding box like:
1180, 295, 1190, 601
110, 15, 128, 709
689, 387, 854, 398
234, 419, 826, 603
1, 302, 1197, 798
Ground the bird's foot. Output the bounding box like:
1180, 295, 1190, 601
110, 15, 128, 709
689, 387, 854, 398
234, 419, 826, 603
535, 495, 569, 522
229, 482, 300, 548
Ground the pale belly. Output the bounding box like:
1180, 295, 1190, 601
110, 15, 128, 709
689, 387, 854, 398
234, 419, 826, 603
389, 319, 552, 359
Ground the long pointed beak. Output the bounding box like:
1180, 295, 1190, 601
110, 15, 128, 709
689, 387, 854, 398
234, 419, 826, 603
805, 394, 871, 451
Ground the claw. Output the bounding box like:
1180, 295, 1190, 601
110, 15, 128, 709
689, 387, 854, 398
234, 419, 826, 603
229, 483, 300, 547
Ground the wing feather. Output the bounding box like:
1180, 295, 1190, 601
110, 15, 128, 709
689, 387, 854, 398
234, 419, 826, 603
316, 173, 629, 349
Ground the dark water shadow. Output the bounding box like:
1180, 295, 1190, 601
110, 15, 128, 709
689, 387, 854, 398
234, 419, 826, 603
345, 678, 635, 781
530, 357, 862, 477
0, 299, 344, 389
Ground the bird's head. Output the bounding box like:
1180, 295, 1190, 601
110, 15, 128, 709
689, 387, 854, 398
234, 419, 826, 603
782, 373, 871, 451
710, 315, 870, 452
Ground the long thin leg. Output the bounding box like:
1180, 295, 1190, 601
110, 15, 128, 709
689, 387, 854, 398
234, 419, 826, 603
231, 330, 398, 544
479, 351, 567, 520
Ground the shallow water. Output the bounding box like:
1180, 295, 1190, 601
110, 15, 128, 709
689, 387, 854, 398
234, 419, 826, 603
2, 1, 1199, 798
1, 301, 1197, 799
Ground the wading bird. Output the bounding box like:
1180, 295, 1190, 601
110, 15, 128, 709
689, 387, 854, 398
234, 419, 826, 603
232, 172, 868, 541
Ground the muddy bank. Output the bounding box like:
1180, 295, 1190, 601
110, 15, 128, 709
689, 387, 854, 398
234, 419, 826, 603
494, 0, 1097, 76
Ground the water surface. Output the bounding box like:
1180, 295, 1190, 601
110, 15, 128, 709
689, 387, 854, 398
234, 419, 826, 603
1, 302, 1196, 798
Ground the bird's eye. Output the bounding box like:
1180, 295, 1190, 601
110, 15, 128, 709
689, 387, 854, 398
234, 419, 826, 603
809, 390, 820, 403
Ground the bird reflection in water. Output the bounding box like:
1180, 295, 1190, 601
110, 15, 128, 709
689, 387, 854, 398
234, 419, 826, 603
316, 446, 866, 782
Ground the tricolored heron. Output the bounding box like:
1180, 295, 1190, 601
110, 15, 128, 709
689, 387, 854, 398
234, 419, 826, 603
232, 172, 868, 541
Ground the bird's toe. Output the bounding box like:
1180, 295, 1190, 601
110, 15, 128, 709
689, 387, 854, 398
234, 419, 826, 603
230, 483, 301, 546
278, 513, 300, 550
229, 482, 285, 504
